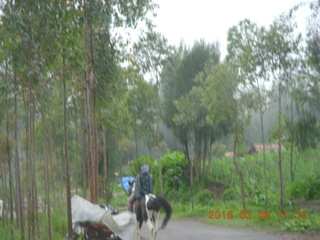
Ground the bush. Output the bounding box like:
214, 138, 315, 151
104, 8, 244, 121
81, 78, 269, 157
222, 187, 239, 201
307, 175, 320, 200
195, 189, 215, 205
288, 176, 320, 200
287, 181, 309, 200
282, 218, 312, 233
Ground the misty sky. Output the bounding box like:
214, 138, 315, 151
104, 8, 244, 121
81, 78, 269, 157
153, 0, 311, 59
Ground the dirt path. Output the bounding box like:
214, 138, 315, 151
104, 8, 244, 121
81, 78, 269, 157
140, 219, 320, 240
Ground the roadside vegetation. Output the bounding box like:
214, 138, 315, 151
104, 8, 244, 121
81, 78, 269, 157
1, 1, 319, 239
109, 149, 320, 233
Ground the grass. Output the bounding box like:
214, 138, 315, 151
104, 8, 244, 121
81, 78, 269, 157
106, 148, 320, 234
170, 199, 320, 233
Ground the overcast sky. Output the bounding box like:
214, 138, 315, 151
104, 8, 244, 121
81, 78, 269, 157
152, 0, 311, 59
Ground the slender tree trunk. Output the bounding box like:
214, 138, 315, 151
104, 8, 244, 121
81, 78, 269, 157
48, 109, 56, 200
1, 171, 6, 226
24, 89, 31, 240
257, 85, 268, 209
233, 109, 246, 211
93, 95, 99, 201
202, 134, 208, 182
63, 74, 73, 239
26, 81, 36, 240
156, 117, 163, 196
81, 108, 88, 198
102, 127, 108, 202
30, 85, 40, 238
75, 115, 79, 195
134, 126, 138, 160
278, 82, 284, 213
290, 97, 295, 183
84, 71, 95, 202
14, 70, 25, 240
194, 129, 200, 181
5, 62, 14, 240
207, 136, 214, 173
184, 132, 194, 209
41, 100, 52, 240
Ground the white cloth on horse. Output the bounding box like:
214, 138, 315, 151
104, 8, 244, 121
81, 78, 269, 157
71, 195, 138, 240
101, 211, 138, 240
71, 195, 107, 223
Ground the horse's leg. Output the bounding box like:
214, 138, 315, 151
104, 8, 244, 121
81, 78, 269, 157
145, 208, 157, 240
141, 196, 154, 239
145, 210, 154, 234
153, 211, 159, 240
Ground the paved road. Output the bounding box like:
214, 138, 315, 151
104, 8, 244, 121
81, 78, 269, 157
140, 219, 319, 240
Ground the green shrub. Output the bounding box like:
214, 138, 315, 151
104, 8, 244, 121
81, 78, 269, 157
287, 181, 309, 200
288, 176, 320, 200
282, 218, 312, 233
195, 189, 215, 205
307, 175, 320, 200
222, 187, 239, 201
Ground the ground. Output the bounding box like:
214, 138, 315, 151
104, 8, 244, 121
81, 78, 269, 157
140, 219, 320, 240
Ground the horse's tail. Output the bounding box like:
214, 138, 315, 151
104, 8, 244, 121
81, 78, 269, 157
157, 196, 172, 229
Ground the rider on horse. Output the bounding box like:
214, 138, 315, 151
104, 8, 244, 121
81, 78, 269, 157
128, 163, 153, 212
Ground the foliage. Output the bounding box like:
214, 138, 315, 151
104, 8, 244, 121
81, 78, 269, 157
222, 187, 240, 201
210, 141, 227, 158
130, 155, 156, 177
287, 176, 320, 200
195, 189, 215, 205
155, 151, 188, 197
130, 151, 189, 200
281, 218, 313, 233
161, 40, 221, 163
307, 175, 320, 200
287, 181, 310, 200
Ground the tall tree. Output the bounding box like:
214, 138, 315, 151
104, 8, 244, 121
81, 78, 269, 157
191, 63, 246, 209
264, 14, 302, 212
162, 40, 220, 182
226, 19, 271, 208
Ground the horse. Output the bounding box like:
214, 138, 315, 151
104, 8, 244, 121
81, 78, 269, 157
129, 181, 172, 240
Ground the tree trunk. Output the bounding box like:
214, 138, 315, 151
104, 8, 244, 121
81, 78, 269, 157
84, 0, 98, 203
14, 71, 25, 240
41, 100, 52, 240
202, 134, 208, 182
48, 109, 56, 200
233, 110, 246, 211
102, 127, 109, 202
23, 89, 31, 240
75, 114, 79, 195
257, 85, 268, 209
290, 97, 295, 183
81, 107, 88, 198
278, 83, 284, 213
93, 95, 99, 201
156, 118, 163, 196
63, 75, 73, 239
5, 62, 14, 240
184, 132, 194, 209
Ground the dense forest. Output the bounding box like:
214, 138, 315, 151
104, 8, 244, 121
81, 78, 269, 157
0, 0, 319, 239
